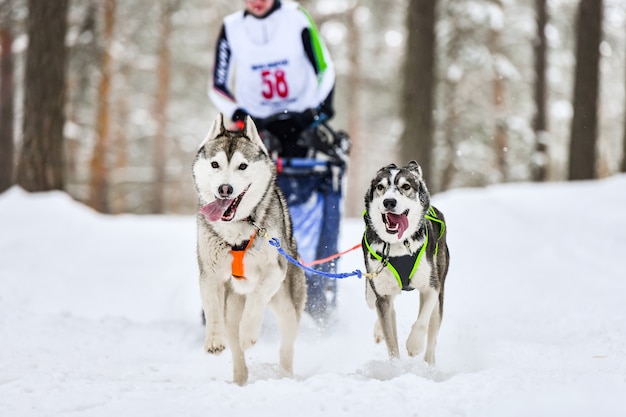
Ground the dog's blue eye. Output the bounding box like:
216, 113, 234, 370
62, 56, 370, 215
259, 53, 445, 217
376, 184, 384, 191
239, 163, 248, 170
211, 161, 219, 169
402, 184, 411, 191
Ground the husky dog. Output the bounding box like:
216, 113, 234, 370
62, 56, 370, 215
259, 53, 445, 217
362, 161, 449, 365
192, 113, 307, 385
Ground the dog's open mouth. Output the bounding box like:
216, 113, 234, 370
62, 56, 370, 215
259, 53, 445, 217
382, 210, 409, 239
199, 186, 249, 222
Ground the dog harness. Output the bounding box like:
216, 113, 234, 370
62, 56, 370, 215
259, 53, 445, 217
230, 229, 258, 280
363, 207, 445, 291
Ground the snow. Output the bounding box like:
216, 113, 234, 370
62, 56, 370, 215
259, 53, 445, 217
1, 177, 625, 417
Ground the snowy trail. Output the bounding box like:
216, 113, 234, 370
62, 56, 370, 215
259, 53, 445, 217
1, 177, 625, 416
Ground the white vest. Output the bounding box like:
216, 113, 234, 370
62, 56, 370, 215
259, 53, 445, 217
212, 2, 334, 119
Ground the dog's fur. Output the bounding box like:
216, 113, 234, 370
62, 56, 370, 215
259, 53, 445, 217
362, 161, 449, 364
192, 113, 306, 385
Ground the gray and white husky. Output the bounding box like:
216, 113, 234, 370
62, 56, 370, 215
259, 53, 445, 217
192, 113, 306, 385
362, 161, 450, 365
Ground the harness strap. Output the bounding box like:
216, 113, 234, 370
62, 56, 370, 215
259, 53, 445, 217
363, 228, 428, 290
231, 229, 257, 280
363, 206, 445, 288
425, 206, 445, 256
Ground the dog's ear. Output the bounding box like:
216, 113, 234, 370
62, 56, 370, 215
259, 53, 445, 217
366, 177, 377, 206
243, 115, 258, 140
405, 160, 423, 178
378, 163, 397, 174
368, 163, 396, 200
243, 116, 269, 156
199, 113, 226, 148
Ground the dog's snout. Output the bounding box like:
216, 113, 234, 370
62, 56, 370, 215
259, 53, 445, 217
383, 198, 396, 210
219, 184, 233, 198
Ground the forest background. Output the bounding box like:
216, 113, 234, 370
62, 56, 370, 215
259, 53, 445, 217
0, 0, 624, 216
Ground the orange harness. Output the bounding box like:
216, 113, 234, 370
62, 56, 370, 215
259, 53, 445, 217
230, 229, 258, 280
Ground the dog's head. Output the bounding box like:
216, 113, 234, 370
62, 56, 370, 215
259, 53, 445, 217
192, 113, 274, 222
364, 161, 430, 241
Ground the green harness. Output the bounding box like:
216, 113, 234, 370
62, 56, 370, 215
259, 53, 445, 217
363, 207, 445, 291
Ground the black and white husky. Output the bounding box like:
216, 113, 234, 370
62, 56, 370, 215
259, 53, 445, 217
192, 113, 307, 385
362, 161, 450, 365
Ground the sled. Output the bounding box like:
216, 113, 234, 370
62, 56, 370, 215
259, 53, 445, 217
258, 112, 350, 324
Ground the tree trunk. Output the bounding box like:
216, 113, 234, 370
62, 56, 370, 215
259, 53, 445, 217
532, 0, 549, 181
89, 0, 115, 212
440, 78, 460, 191
152, 1, 175, 214
112, 64, 129, 214
622, 25, 626, 174
399, 0, 437, 184
490, 0, 508, 182
16, 0, 69, 192
439, 3, 463, 192
0, 1, 14, 193
568, 0, 603, 180
344, 5, 362, 217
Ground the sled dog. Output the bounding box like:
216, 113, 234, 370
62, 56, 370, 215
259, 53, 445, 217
192, 113, 307, 385
362, 161, 450, 364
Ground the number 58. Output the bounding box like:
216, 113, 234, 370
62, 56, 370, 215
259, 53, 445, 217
261, 69, 289, 99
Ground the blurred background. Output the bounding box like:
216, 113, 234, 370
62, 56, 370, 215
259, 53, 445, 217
0, 0, 624, 216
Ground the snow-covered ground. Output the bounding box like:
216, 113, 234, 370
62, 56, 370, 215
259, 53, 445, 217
1, 177, 625, 417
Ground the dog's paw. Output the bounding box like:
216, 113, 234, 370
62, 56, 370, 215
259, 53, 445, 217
239, 319, 262, 351
424, 349, 436, 365
233, 369, 248, 386
406, 334, 425, 357
239, 335, 257, 351
204, 333, 226, 355
232, 361, 249, 386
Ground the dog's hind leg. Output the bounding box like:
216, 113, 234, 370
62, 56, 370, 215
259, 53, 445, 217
225, 289, 248, 385
373, 308, 398, 344
269, 285, 300, 376
375, 295, 400, 358
407, 288, 438, 358
373, 319, 384, 344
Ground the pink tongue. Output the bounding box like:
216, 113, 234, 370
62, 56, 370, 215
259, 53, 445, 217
199, 199, 233, 222
388, 213, 409, 239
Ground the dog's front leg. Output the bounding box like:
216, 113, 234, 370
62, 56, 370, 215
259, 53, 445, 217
200, 272, 227, 355
375, 295, 400, 358
239, 269, 283, 351
423, 303, 442, 365
406, 288, 439, 359
224, 287, 249, 385
268, 283, 300, 376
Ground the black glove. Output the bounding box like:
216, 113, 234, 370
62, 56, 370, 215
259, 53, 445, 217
231, 108, 249, 122
299, 108, 319, 129
232, 108, 266, 131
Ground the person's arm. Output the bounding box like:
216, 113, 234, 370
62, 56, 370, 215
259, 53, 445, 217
208, 24, 241, 121
299, 7, 336, 123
